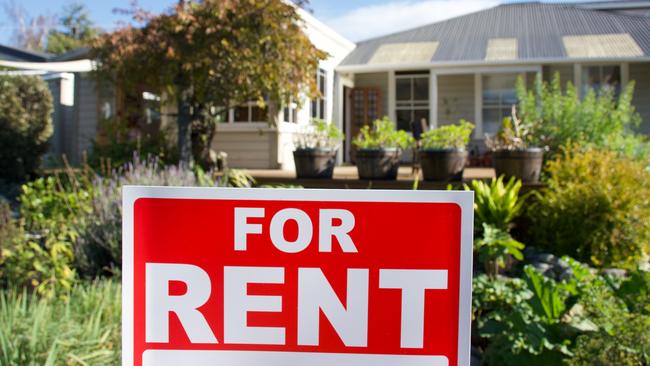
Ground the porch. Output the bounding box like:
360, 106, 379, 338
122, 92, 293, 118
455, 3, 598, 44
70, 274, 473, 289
246, 165, 500, 189
335, 62, 648, 164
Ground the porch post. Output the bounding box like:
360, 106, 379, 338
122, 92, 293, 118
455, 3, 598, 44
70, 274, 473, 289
334, 72, 344, 165
574, 64, 582, 97
621, 62, 629, 89
474, 73, 483, 138
388, 70, 396, 123
430, 70, 438, 129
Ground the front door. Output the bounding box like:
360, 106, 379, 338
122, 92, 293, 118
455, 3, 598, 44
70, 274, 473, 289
348, 87, 381, 162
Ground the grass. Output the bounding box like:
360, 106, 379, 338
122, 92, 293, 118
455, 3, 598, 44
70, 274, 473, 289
0, 280, 121, 366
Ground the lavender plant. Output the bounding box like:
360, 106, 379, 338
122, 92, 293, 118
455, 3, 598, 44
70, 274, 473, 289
75, 156, 254, 277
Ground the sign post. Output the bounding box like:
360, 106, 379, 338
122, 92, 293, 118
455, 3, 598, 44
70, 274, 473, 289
123, 187, 474, 366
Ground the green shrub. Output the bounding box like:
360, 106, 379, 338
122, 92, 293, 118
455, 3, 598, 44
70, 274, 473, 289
528, 146, 650, 268
0, 201, 21, 282
569, 314, 650, 366
615, 270, 650, 316
0, 75, 54, 182
0, 280, 121, 365
353, 116, 414, 150
568, 267, 650, 365
465, 176, 527, 232
472, 269, 576, 366
420, 119, 474, 150
516, 73, 642, 157
475, 223, 524, 276
2, 176, 93, 295
473, 258, 650, 366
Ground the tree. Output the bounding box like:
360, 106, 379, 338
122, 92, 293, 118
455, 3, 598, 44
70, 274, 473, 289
0, 75, 54, 182
46, 3, 100, 54
2, 0, 56, 51
92, 0, 325, 165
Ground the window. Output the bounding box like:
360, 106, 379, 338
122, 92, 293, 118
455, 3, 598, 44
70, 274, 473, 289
582, 65, 621, 96
482, 73, 518, 135
395, 73, 429, 132
234, 102, 268, 123
283, 101, 299, 124
311, 68, 327, 120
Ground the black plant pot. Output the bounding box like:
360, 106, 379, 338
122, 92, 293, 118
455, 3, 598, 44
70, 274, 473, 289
293, 148, 337, 179
356, 148, 401, 180
419, 149, 468, 182
492, 148, 544, 183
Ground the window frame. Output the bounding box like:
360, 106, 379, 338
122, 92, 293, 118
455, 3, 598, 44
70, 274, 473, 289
580, 64, 623, 97
480, 72, 521, 136
395, 73, 430, 132
311, 68, 328, 120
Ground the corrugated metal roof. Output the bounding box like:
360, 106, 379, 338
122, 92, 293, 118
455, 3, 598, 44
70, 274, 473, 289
340, 2, 650, 67
0, 44, 50, 62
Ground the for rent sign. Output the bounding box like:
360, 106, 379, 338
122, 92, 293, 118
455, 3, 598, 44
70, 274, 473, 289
122, 187, 474, 366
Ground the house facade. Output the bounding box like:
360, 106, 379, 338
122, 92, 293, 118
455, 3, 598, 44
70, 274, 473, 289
2, 1, 650, 169
332, 2, 650, 162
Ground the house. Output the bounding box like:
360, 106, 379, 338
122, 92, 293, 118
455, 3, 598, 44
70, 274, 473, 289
2, 1, 650, 169
0, 45, 86, 164
333, 1, 650, 162
0, 5, 354, 168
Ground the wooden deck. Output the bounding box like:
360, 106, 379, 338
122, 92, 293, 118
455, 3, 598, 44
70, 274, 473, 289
244, 166, 521, 190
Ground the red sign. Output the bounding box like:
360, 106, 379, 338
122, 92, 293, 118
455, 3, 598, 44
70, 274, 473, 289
122, 187, 474, 366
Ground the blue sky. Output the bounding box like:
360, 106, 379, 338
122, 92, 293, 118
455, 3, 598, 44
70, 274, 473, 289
0, 0, 594, 46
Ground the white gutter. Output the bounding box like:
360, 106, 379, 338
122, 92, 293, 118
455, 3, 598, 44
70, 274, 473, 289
0, 59, 94, 73
335, 56, 650, 73
581, 1, 650, 10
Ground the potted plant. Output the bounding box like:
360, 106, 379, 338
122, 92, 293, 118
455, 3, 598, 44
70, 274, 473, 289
353, 117, 414, 180
419, 119, 474, 181
293, 119, 344, 179
485, 106, 544, 183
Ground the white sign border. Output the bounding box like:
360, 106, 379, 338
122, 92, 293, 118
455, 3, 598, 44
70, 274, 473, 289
122, 186, 474, 366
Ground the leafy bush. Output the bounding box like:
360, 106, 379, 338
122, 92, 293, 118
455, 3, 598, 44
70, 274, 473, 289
615, 270, 650, 316
475, 223, 525, 276
568, 267, 650, 365
473, 269, 575, 366
515, 73, 642, 156
0, 280, 120, 365
1, 176, 93, 295
569, 313, 650, 366
294, 118, 344, 150
528, 146, 650, 268
0, 201, 21, 282
353, 117, 414, 150
465, 176, 527, 231
1, 156, 255, 290
0, 75, 54, 182
420, 120, 474, 150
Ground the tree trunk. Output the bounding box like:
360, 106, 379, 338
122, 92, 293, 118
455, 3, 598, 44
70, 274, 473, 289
177, 95, 193, 166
